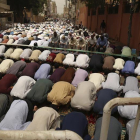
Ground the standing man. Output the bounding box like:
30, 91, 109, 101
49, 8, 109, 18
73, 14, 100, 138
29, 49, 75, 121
100, 20, 106, 34
79, 21, 83, 29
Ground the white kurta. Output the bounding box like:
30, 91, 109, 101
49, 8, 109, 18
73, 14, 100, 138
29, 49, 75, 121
26, 107, 60, 131
135, 63, 140, 75
10, 76, 36, 99
118, 91, 140, 119
38, 50, 51, 61
0, 45, 5, 57
0, 59, 14, 73
102, 73, 123, 92
4, 48, 14, 58
0, 100, 30, 130
20, 49, 32, 60
10, 48, 23, 60
89, 73, 105, 90
113, 58, 125, 70
75, 54, 90, 68
63, 54, 75, 66
126, 119, 140, 140
71, 81, 96, 111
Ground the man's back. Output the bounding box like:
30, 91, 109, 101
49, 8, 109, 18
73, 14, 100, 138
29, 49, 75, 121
101, 21, 106, 28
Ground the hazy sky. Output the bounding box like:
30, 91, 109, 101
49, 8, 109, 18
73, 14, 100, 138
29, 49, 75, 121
53, 0, 65, 14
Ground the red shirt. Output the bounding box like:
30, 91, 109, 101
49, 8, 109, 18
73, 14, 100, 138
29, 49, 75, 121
0, 74, 17, 94
46, 53, 56, 63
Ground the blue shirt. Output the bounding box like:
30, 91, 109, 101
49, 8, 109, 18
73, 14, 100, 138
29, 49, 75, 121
0, 100, 30, 130
97, 37, 108, 47
57, 112, 91, 140
93, 89, 117, 114
34, 64, 51, 80
122, 61, 135, 74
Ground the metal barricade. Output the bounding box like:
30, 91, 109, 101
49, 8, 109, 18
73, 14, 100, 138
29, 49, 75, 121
0, 43, 136, 61
100, 97, 140, 140
0, 130, 83, 140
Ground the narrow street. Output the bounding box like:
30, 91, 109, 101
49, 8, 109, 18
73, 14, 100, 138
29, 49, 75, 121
0, 0, 140, 140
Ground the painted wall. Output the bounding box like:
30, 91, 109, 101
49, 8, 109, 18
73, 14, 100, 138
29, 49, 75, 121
78, 6, 88, 27
120, 14, 130, 46
106, 14, 120, 40
120, 13, 140, 50
87, 15, 91, 29
97, 15, 107, 33
91, 16, 97, 32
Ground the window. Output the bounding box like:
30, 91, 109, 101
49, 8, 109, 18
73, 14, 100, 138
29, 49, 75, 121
108, 5, 119, 14
124, 2, 131, 13
8, 17, 12, 21
92, 9, 96, 15
98, 7, 105, 15
124, 1, 140, 13
88, 8, 90, 16
135, 2, 140, 13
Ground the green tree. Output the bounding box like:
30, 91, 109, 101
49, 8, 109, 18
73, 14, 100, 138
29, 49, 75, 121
7, 0, 47, 22
31, 0, 47, 15
80, 0, 106, 9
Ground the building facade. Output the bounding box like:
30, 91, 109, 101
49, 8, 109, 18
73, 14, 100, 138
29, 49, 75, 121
50, 1, 57, 17
0, 0, 10, 12
63, 5, 69, 18
0, 0, 11, 30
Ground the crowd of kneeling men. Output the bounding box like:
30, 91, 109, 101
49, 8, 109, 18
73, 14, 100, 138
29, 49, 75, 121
0, 22, 139, 140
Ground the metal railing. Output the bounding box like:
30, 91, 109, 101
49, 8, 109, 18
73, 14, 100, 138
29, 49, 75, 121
100, 97, 140, 140
0, 130, 83, 140
1, 98, 140, 140
0, 43, 136, 60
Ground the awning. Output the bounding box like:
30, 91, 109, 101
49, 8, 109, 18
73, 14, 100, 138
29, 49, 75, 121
0, 11, 13, 18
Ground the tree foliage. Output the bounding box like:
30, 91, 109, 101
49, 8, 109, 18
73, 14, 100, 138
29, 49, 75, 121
7, 0, 47, 22
31, 0, 47, 15
80, 0, 106, 9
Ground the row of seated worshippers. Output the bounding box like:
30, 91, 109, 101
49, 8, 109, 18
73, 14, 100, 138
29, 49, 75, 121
0, 30, 88, 50
0, 29, 133, 55
0, 21, 134, 54
0, 22, 94, 50
0, 22, 110, 51
0, 52, 140, 139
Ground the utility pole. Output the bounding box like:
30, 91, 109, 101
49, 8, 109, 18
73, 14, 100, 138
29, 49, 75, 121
66, 0, 67, 8
74, 0, 77, 26
127, 0, 136, 47
68, 0, 70, 19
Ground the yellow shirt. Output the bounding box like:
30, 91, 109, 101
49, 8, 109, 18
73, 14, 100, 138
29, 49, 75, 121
69, 38, 77, 45
47, 81, 75, 105
53, 53, 65, 64
0, 59, 14, 73
29, 50, 41, 61
10, 48, 23, 60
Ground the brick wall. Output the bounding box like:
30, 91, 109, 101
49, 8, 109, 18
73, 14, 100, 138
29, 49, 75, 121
77, 0, 140, 50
